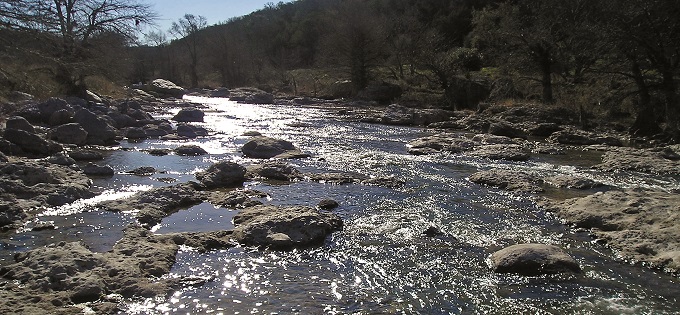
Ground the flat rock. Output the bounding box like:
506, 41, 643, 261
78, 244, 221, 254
82, 163, 114, 176
595, 147, 680, 175
407, 134, 476, 155
543, 189, 680, 272
490, 244, 581, 275
469, 169, 543, 193
548, 129, 622, 146
468, 144, 530, 161
207, 189, 265, 209
246, 161, 301, 181
69, 150, 104, 161
5, 116, 35, 133
232, 205, 343, 249
546, 175, 604, 190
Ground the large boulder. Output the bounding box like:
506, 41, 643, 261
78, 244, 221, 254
48, 123, 88, 145
176, 124, 209, 138
144, 79, 186, 98
228, 87, 274, 104
125, 127, 147, 139
73, 108, 118, 145
195, 161, 247, 188
241, 136, 309, 159
5, 116, 35, 133
174, 145, 208, 156
82, 163, 114, 176
172, 108, 205, 123
488, 121, 527, 139
380, 105, 455, 126
3, 128, 62, 156
490, 244, 581, 275
232, 205, 343, 249
37, 98, 73, 124
595, 147, 680, 176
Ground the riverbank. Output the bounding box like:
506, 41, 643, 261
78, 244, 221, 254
0, 86, 679, 313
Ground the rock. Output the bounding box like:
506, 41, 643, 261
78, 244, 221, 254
209, 88, 230, 98
380, 105, 454, 126
548, 129, 623, 146
242, 131, 262, 137
229, 87, 274, 104
37, 98, 72, 124
3, 128, 62, 156
44, 153, 76, 166
324, 80, 354, 99
0, 151, 7, 163
144, 79, 186, 98
69, 150, 104, 161
468, 144, 530, 161
488, 121, 527, 139
48, 123, 88, 145
423, 226, 444, 237
246, 161, 301, 181
73, 108, 118, 145
100, 183, 205, 226
48, 109, 74, 126
307, 172, 366, 185
7, 91, 34, 102
318, 199, 339, 210
172, 108, 205, 123
176, 124, 209, 138
0, 139, 23, 156
196, 161, 247, 188
174, 145, 208, 156
471, 134, 521, 145
490, 244, 581, 275
527, 123, 562, 137
469, 169, 543, 193
126, 127, 147, 139
5, 116, 35, 133
82, 163, 114, 176
143, 124, 169, 137
546, 176, 604, 190
358, 82, 402, 104
232, 205, 343, 249
407, 134, 476, 155
595, 147, 680, 175
543, 189, 680, 272
146, 148, 171, 156
107, 112, 137, 128
208, 190, 264, 209
126, 166, 156, 176
242, 136, 309, 159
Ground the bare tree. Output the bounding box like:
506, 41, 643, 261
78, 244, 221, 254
169, 14, 207, 88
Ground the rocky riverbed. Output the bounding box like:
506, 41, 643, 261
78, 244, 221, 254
0, 86, 679, 314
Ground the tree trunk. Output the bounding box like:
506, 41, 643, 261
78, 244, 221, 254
541, 57, 554, 104
630, 60, 661, 136
661, 70, 679, 140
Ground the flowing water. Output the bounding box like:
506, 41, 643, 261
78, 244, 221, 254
2, 96, 680, 314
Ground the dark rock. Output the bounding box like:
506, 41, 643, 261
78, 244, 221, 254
246, 161, 301, 181
209, 88, 230, 98
143, 125, 169, 137
380, 105, 454, 126
73, 108, 118, 145
423, 226, 444, 237
361, 176, 405, 188
407, 134, 476, 155
196, 161, 247, 188
546, 176, 604, 190
5, 116, 35, 133
177, 124, 209, 138
37, 98, 72, 124
307, 172, 366, 185
318, 199, 339, 210
490, 244, 581, 275
44, 153, 76, 166
47, 109, 74, 126
229, 87, 274, 104
358, 82, 402, 104
146, 148, 171, 156
208, 190, 264, 209
82, 163, 114, 176
242, 136, 308, 159
232, 205, 343, 249
527, 123, 562, 137
0, 139, 23, 156
69, 150, 104, 161
471, 134, 521, 145
126, 127, 147, 139
126, 166, 156, 176
4, 128, 62, 156
174, 145, 208, 156
107, 112, 137, 128
48, 123, 88, 145
488, 121, 527, 139
172, 108, 205, 123
0, 151, 7, 163
242, 131, 262, 137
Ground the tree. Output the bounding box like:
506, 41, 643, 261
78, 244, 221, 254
1, 0, 156, 95
169, 14, 207, 88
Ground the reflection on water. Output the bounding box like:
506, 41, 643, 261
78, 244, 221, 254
2, 96, 679, 314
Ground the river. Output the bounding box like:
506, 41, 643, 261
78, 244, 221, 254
3, 96, 679, 314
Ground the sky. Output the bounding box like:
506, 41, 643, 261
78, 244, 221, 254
147, 0, 293, 34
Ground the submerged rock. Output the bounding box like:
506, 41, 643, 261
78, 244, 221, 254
318, 199, 339, 210
232, 205, 343, 249
241, 136, 309, 159
407, 133, 476, 155
68, 150, 104, 161
546, 175, 604, 190
468, 144, 530, 161
469, 169, 543, 193
543, 189, 680, 272
208, 189, 265, 209
490, 244, 581, 275
82, 163, 114, 176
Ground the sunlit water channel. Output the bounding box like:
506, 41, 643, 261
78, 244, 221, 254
2, 96, 680, 314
